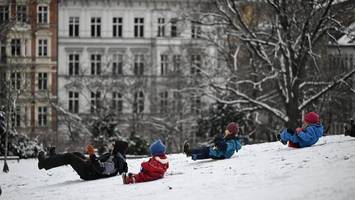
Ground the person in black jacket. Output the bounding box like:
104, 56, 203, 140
350, 119, 355, 137
38, 140, 128, 180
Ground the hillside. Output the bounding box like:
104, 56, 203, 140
1, 135, 355, 200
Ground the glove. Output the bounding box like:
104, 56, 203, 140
214, 140, 227, 151
287, 128, 295, 134
86, 144, 95, 155
295, 127, 303, 133
213, 135, 224, 144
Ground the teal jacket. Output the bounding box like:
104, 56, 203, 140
208, 137, 242, 159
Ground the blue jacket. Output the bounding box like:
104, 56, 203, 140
208, 137, 242, 159
281, 123, 324, 148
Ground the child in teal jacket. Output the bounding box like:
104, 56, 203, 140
184, 122, 242, 160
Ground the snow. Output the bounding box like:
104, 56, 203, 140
1, 135, 355, 200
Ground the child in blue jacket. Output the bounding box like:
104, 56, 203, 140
183, 122, 242, 160
279, 112, 324, 148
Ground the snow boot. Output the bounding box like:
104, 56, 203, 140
183, 141, 191, 157
37, 151, 46, 169
276, 133, 287, 145
122, 173, 135, 184
122, 173, 127, 184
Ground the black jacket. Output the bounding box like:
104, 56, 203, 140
89, 152, 128, 178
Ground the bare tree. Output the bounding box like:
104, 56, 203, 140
180, 0, 355, 129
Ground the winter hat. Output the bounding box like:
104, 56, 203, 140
226, 122, 239, 135
304, 112, 320, 124
113, 140, 129, 155
149, 139, 166, 156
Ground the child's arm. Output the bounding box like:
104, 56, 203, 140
281, 129, 301, 143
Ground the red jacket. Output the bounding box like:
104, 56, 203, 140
131, 155, 169, 183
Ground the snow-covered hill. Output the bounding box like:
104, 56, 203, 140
1, 135, 355, 200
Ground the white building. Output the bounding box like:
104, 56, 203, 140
57, 0, 216, 150
327, 23, 355, 134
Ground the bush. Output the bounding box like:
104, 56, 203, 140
0, 130, 43, 159
127, 135, 149, 155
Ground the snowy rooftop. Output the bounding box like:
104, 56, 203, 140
1, 135, 355, 200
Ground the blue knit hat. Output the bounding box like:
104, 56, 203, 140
149, 139, 166, 156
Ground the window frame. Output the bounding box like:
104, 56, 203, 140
113, 17, 123, 37
37, 4, 49, 24
69, 17, 80, 37
91, 17, 101, 37
134, 17, 144, 38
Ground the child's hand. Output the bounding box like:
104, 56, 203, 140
86, 144, 95, 155
295, 127, 303, 133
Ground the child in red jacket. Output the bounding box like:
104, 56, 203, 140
122, 139, 169, 184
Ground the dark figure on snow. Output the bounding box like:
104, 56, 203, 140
278, 112, 323, 148
38, 140, 128, 180
183, 122, 242, 160
349, 118, 355, 137
344, 124, 350, 136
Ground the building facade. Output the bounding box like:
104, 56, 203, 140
57, 0, 215, 151
0, 0, 58, 144
327, 26, 355, 134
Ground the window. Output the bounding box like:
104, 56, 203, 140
38, 39, 48, 57
91, 91, 101, 113
69, 17, 79, 37
159, 91, 168, 113
112, 92, 123, 112
191, 54, 201, 75
91, 54, 101, 75
134, 18, 144, 38
171, 18, 178, 37
113, 17, 123, 37
173, 55, 181, 73
191, 22, 201, 39
11, 39, 21, 56
11, 72, 21, 90
0, 40, 6, 62
133, 91, 144, 113
157, 18, 165, 37
69, 91, 79, 113
113, 54, 123, 75
11, 106, 21, 128
0, 5, 9, 24
38, 106, 48, 127
160, 54, 168, 75
37, 5, 48, 24
91, 17, 101, 37
69, 54, 79, 76
16, 5, 27, 23
191, 94, 201, 114
38, 73, 48, 90
134, 54, 144, 76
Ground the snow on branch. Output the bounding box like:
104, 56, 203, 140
299, 67, 355, 110
211, 84, 288, 122
299, 81, 332, 89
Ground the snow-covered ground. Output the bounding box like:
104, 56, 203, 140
1, 135, 355, 200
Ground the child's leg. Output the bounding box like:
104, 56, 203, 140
124, 172, 158, 184
191, 146, 211, 160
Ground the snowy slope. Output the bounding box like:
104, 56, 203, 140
1, 135, 355, 200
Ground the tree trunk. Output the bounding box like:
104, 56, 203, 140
285, 100, 302, 130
